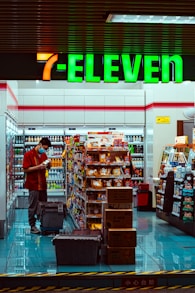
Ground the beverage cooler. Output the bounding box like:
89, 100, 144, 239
0, 113, 17, 238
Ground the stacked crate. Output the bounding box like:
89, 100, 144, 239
104, 187, 136, 265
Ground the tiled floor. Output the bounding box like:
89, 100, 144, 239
1, 208, 195, 274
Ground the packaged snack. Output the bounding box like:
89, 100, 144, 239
103, 179, 112, 187
115, 156, 122, 162
99, 153, 106, 163
113, 178, 123, 186
124, 168, 130, 174
112, 168, 121, 176
91, 179, 103, 189
99, 167, 107, 176
99, 167, 111, 176
124, 179, 131, 186
86, 168, 98, 176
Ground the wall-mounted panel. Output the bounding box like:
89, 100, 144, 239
64, 95, 85, 124
43, 95, 65, 124
104, 95, 125, 124
18, 95, 24, 125
124, 91, 145, 124
84, 95, 105, 124
23, 95, 44, 124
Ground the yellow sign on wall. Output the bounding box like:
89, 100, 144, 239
156, 116, 170, 124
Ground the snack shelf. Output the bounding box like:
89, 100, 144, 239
86, 214, 103, 218
66, 132, 143, 230
155, 146, 195, 236
131, 153, 144, 157
172, 211, 180, 217
74, 191, 86, 201
86, 162, 130, 166
173, 195, 182, 200
85, 144, 133, 230
86, 188, 107, 192
86, 175, 131, 179
86, 147, 129, 152
24, 141, 64, 146
74, 182, 84, 190
87, 200, 107, 204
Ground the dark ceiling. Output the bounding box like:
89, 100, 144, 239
0, 0, 195, 55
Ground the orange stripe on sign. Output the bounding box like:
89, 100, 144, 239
42, 54, 58, 81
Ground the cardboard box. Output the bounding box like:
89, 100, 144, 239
107, 246, 135, 264
106, 187, 133, 204
175, 135, 188, 145
107, 228, 137, 247
105, 209, 132, 228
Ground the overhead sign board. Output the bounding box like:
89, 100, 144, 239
39, 53, 183, 83
0, 53, 195, 81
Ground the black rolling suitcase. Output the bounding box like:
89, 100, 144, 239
37, 201, 66, 235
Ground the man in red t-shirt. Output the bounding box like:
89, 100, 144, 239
23, 137, 52, 234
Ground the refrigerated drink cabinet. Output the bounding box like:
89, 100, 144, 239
0, 82, 18, 238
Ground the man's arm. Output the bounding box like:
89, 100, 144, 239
23, 163, 47, 173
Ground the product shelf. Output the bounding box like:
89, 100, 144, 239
66, 132, 145, 230
171, 211, 180, 217
131, 153, 144, 157
86, 188, 107, 192
173, 195, 182, 200
156, 145, 195, 236
86, 162, 130, 166
86, 214, 103, 218
86, 175, 130, 179
156, 205, 163, 210
87, 200, 107, 204
13, 132, 67, 208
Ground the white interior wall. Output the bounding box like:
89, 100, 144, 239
143, 82, 195, 180
0, 81, 18, 120
17, 80, 195, 195
7, 81, 18, 121
18, 82, 145, 127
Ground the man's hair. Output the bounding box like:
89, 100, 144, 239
39, 137, 52, 147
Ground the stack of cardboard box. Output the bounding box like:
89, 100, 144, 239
104, 187, 136, 264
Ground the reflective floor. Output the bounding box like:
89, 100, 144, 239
1, 208, 195, 274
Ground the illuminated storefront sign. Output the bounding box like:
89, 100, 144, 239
39, 53, 183, 83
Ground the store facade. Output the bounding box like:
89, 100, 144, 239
0, 54, 195, 289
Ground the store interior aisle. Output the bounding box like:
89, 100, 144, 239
1, 208, 195, 274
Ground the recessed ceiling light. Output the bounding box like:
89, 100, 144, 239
106, 14, 195, 24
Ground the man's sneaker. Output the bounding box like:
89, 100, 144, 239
30, 226, 40, 234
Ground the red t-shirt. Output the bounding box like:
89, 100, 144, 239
23, 147, 48, 191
